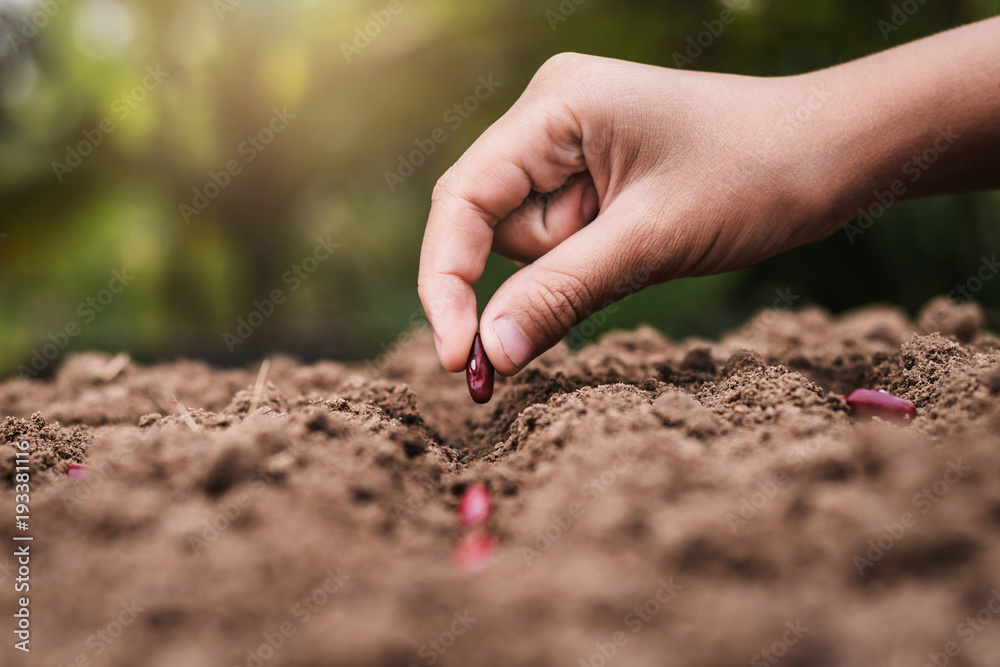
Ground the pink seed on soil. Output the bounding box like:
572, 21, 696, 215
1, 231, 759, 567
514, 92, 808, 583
454, 532, 496, 572
67, 463, 88, 481
458, 483, 490, 528
466, 333, 495, 404
844, 389, 917, 422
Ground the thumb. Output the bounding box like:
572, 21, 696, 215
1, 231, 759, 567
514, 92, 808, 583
480, 196, 663, 375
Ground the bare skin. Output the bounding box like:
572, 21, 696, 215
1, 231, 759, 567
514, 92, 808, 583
418, 17, 1000, 376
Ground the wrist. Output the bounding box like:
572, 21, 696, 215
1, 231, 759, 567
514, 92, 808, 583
803, 69, 950, 224
788, 20, 1000, 235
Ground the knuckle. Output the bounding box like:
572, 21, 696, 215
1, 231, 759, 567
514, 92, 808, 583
431, 166, 499, 221
431, 170, 459, 204
416, 276, 432, 306
539, 52, 588, 78
416, 283, 439, 324
529, 53, 591, 96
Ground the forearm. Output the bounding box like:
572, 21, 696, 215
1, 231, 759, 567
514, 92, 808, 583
797, 17, 1000, 226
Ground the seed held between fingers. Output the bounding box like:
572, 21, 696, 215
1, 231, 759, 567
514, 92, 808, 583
466, 333, 494, 404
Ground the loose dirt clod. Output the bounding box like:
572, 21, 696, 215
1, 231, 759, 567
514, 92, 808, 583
1, 300, 998, 666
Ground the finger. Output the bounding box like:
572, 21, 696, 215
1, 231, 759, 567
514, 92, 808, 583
480, 194, 665, 375
491, 171, 600, 264
418, 83, 588, 372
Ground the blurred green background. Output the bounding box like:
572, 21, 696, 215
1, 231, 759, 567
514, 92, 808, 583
1, 0, 998, 379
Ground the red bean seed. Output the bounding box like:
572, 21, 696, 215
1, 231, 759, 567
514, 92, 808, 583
454, 532, 496, 571
844, 389, 917, 422
458, 483, 490, 528
466, 333, 494, 404
67, 463, 88, 481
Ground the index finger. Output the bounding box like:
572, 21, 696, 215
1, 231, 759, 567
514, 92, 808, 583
417, 81, 586, 372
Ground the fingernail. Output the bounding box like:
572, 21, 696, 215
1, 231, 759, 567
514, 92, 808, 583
492, 316, 533, 369
581, 184, 599, 224
433, 332, 442, 358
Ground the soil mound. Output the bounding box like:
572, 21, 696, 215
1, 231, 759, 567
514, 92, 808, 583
2, 298, 999, 666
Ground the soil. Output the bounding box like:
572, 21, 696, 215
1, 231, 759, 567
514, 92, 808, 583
2, 296, 1000, 667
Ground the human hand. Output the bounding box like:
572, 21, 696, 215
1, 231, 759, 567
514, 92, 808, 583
419, 19, 1000, 376
419, 53, 838, 375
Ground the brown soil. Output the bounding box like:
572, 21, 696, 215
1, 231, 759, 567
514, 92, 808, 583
2, 297, 1000, 667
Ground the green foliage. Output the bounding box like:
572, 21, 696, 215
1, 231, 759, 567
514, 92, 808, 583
0, 0, 997, 377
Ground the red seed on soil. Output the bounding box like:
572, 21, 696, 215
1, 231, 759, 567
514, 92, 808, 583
458, 483, 490, 528
453, 532, 496, 571
67, 463, 88, 481
844, 389, 917, 422
466, 333, 495, 404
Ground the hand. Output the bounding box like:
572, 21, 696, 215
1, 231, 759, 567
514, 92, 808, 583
419, 54, 834, 375
419, 18, 1000, 376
